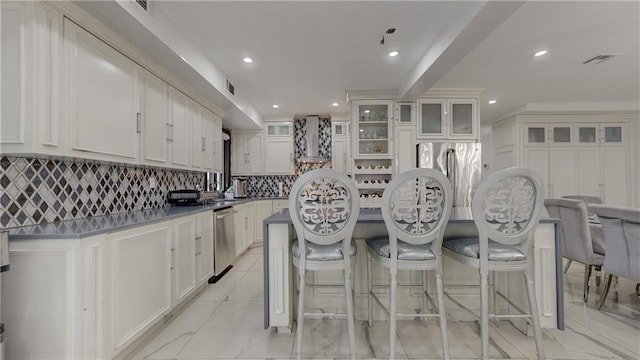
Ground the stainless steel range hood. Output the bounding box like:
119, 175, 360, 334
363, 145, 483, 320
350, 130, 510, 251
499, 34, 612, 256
297, 115, 330, 164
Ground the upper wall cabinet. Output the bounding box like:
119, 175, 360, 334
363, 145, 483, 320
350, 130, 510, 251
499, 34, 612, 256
231, 132, 264, 176
139, 69, 169, 166
1, 2, 63, 156
417, 98, 478, 140
168, 88, 191, 169
264, 123, 294, 175
352, 100, 393, 158
64, 18, 139, 163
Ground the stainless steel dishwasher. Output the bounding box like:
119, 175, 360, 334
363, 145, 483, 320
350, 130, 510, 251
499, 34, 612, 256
210, 207, 235, 282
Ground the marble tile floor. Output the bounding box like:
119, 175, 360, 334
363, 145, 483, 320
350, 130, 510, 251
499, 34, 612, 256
127, 247, 640, 359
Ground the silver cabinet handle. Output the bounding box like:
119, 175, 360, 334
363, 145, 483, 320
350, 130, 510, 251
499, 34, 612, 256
136, 113, 142, 133
201, 137, 206, 151
170, 248, 175, 270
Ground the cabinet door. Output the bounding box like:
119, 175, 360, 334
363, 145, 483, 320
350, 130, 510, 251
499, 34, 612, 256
523, 147, 550, 197
354, 100, 393, 157
173, 217, 196, 304
254, 200, 273, 243
139, 70, 168, 165
449, 99, 477, 138
574, 147, 602, 197
64, 18, 138, 162
211, 114, 223, 172
245, 202, 256, 249
601, 147, 628, 205
397, 103, 414, 124
169, 88, 190, 168
234, 204, 247, 256
247, 133, 264, 174
231, 134, 246, 175
601, 123, 625, 146
195, 212, 214, 285
549, 147, 575, 197
394, 126, 416, 175
110, 224, 171, 354
332, 137, 348, 174
265, 138, 293, 174
189, 100, 203, 169
417, 99, 445, 138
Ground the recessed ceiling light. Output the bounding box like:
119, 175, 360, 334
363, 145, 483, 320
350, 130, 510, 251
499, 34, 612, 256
488, 100, 497, 104
243, 57, 253, 63
364, 110, 370, 113
272, 104, 279, 108
332, 102, 339, 107
534, 50, 547, 57
388, 51, 399, 57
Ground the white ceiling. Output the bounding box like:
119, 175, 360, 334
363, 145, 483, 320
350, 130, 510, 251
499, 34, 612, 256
79, 1, 640, 129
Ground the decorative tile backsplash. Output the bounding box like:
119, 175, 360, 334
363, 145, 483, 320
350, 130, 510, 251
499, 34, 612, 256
0, 156, 203, 229
245, 117, 332, 197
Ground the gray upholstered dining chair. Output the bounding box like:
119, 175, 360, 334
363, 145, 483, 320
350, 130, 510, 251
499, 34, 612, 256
561, 195, 604, 272
442, 167, 545, 360
589, 204, 640, 310
289, 169, 360, 360
365, 168, 453, 360
544, 198, 605, 302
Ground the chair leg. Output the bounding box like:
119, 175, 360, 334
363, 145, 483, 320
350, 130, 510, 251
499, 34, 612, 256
596, 273, 613, 310
344, 269, 356, 360
491, 271, 499, 327
524, 270, 545, 360
422, 270, 429, 327
296, 270, 306, 360
480, 272, 489, 360
389, 273, 398, 360
563, 259, 572, 274
435, 270, 450, 360
583, 265, 593, 302
367, 251, 373, 327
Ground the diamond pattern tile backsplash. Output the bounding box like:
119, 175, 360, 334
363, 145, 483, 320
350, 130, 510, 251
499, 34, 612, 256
0, 156, 204, 229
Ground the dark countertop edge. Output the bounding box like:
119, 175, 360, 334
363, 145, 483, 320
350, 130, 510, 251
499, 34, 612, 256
8, 198, 283, 240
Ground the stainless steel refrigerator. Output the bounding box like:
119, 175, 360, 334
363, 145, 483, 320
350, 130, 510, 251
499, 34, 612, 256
416, 142, 482, 207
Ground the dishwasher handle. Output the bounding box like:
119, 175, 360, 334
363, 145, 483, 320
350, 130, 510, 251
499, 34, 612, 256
216, 210, 237, 219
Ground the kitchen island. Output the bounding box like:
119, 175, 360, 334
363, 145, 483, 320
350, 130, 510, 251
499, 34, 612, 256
263, 207, 563, 332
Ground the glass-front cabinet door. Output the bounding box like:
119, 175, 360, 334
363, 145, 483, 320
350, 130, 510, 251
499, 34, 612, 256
449, 99, 477, 137
417, 98, 477, 139
353, 100, 393, 157
417, 99, 445, 138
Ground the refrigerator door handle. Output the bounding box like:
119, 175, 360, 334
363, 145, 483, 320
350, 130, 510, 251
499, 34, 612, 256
446, 149, 457, 205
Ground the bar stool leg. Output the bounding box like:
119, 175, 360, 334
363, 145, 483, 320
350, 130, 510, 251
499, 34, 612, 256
344, 269, 356, 360
389, 272, 398, 360
422, 270, 429, 327
367, 251, 373, 326
435, 270, 450, 360
296, 269, 306, 360
480, 272, 489, 360
524, 268, 545, 360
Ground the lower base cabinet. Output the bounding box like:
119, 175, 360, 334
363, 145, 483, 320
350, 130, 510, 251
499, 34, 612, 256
2, 212, 214, 359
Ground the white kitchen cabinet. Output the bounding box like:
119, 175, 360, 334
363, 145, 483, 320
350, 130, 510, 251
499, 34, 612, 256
172, 216, 197, 304
231, 132, 264, 175
254, 200, 273, 243
139, 69, 169, 166
64, 18, 139, 163
394, 125, 417, 175
353, 159, 393, 207
264, 123, 294, 174
396, 102, 415, 124
494, 114, 635, 206
189, 100, 204, 170
108, 223, 172, 356
168, 87, 191, 168
211, 113, 223, 172
1, 2, 64, 157
417, 98, 478, 140
195, 211, 214, 285
200, 108, 219, 172
234, 202, 256, 256
273, 199, 289, 212
352, 100, 393, 158
331, 121, 351, 174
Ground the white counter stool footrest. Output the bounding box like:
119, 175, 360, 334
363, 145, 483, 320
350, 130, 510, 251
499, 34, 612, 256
365, 168, 453, 360
289, 169, 360, 360
442, 167, 546, 360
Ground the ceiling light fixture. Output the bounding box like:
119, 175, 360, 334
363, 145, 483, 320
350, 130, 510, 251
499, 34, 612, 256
534, 50, 547, 57
243, 57, 253, 63
488, 100, 497, 104
364, 110, 370, 114
389, 51, 399, 57
332, 102, 339, 107
272, 104, 279, 108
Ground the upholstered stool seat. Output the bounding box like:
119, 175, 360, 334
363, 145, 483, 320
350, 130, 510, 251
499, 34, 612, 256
444, 237, 526, 261
292, 239, 357, 261
366, 237, 435, 261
